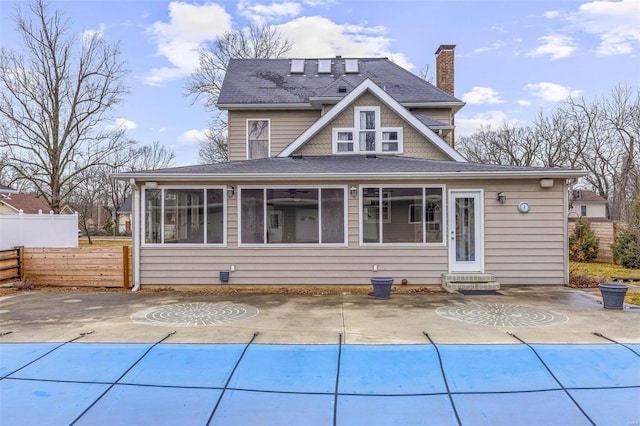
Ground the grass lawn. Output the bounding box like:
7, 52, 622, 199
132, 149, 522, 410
79, 237, 132, 247
570, 261, 640, 306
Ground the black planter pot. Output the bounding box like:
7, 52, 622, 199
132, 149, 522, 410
370, 277, 394, 299
599, 282, 628, 309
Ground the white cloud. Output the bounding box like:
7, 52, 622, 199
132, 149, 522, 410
178, 129, 207, 145
517, 99, 533, 106
276, 16, 413, 69
527, 35, 576, 59
544, 10, 561, 19
456, 111, 511, 137
106, 118, 136, 131
473, 42, 504, 54
569, 0, 640, 55
239, 1, 301, 24
526, 82, 583, 102
144, 2, 232, 86
462, 87, 504, 105
81, 24, 105, 46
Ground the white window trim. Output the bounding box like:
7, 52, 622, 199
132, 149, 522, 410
332, 128, 355, 153
238, 185, 348, 247
358, 184, 446, 246
332, 107, 403, 154
246, 119, 271, 160
141, 185, 228, 247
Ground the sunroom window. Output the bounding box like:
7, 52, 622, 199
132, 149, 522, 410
143, 187, 225, 245
240, 187, 346, 245
361, 186, 444, 244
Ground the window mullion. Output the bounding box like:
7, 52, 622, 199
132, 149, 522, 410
203, 189, 208, 244
379, 188, 383, 244
160, 189, 165, 244
318, 189, 323, 244
422, 187, 426, 244
263, 189, 267, 245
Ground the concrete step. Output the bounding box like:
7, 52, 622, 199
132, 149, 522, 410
441, 273, 501, 293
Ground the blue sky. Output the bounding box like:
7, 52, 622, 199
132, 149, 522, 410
1, 0, 638, 165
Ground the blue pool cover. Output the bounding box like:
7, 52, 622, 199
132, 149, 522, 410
1, 340, 639, 425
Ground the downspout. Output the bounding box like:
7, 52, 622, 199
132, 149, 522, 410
130, 178, 141, 291
564, 178, 578, 285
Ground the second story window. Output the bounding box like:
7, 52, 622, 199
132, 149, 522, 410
247, 119, 270, 160
357, 108, 378, 151
332, 106, 403, 154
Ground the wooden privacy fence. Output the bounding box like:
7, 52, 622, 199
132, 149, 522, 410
22, 246, 132, 288
0, 247, 23, 284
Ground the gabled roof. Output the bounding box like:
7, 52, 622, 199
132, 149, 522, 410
113, 155, 586, 182
0, 193, 50, 213
117, 195, 132, 214
278, 79, 467, 162
217, 57, 463, 109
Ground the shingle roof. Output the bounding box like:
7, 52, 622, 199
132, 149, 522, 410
572, 190, 608, 203
0, 193, 50, 213
217, 58, 462, 106
116, 155, 585, 180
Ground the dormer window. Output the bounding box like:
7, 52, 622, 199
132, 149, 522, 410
332, 106, 403, 154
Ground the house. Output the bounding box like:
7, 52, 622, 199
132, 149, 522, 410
117, 195, 132, 234
568, 189, 614, 263
0, 192, 52, 214
114, 45, 585, 291
568, 189, 609, 219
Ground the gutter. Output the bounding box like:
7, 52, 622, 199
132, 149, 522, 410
113, 170, 587, 183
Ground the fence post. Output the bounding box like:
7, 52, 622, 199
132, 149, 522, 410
16, 246, 24, 282
122, 245, 130, 288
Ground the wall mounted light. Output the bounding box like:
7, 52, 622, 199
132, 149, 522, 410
540, 179, 554, 188
497, 192, 506, 204
350, 186, 358, 197
227, 186, 235, 198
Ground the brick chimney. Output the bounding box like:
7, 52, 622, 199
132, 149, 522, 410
435, 44, 455, 96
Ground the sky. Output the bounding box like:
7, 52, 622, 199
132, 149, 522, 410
1, 0, 639, 166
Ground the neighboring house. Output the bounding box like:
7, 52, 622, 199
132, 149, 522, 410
115, 45, 585, 291
568, 189, 609, 219
0, 192, 74, 215
117, 195, 132, 234
568, 189, 614, 263
0, 193, 51, 214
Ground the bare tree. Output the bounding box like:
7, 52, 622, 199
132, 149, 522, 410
199, 127, 228, 164
186, 23, 292, 162
457, 123, 539, 166
0, 0, 132, 213
105, 141, 176, 233
418, 64, 434, 83
457, 83, 639, 222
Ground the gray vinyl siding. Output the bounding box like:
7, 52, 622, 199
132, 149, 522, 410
137, 177, 569, 288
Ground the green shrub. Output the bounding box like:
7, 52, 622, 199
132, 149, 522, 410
569, 217, 599, 262
612, 225, 640, 269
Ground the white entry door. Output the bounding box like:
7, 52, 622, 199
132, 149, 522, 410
448, 190, 484, 272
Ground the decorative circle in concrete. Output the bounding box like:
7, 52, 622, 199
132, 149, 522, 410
436, 303, 568, 327
131, 302, 259, 327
